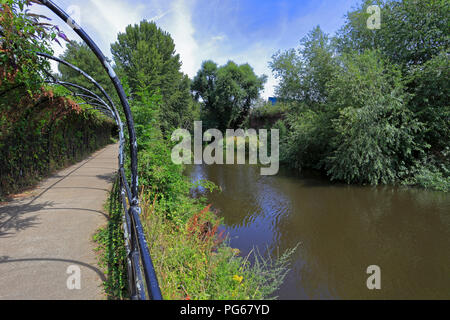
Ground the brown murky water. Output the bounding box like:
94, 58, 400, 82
186, 164, 450, 299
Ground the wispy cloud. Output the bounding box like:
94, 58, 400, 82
162, 0, 199, 77
29, 0, 361, 99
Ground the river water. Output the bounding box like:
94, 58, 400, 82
186, 163, 450, 299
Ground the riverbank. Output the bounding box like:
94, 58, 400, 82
186, 162, 450, 299
95, 134, 295, 300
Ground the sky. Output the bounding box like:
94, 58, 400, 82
29, 0, 362, 99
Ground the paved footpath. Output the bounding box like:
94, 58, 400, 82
0, 143, 118, 300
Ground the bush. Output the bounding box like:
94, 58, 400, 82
280, 107, 332, 171
326, 100, 422, 185
324, 50, 423, 185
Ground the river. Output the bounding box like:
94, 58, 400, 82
185, 163, 450, 299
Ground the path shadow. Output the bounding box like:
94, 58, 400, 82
37, 186, 110, 193
95, 173, 115, 183
43, 207, 109, 219
0, 201, 54, 238
0, 147, 113, 238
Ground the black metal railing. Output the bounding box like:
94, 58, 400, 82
38, 0, 162, 300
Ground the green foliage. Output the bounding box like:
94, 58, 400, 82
111, 20, 196, 133
0, 1, 115, 198
270, 26, 336, 107
0, 0, 62, 93
335, 0, 449, 67
281, 107, 332, 171
58, 41, 118, 104
0, 88, 114, 197
251, 101, 289, 119
403, 162, 450, 193
323, 51, 422, 184
327, 98, 423, 185
211, 245, 297, 300
407, 51, 450, 152
269, 1, 448, 191
192, 60, 267, 130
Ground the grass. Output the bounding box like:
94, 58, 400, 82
94, 135, 296, 300
141, 187, 297, 300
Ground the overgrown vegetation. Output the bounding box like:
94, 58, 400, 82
0, 87, 114, 197
266, 0, 449, 191
191, 60, 267, 131
0, 1, 114, 198
144, 197, 296, 299
126, 86, 295, 299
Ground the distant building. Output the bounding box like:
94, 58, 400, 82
268, 97, 278, 106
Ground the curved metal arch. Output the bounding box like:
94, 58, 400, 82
35, 3, 138, 202
43, 78, 120, 139
44, 80, 115, 115
40, 57, 146, 299
37, 0, 162, 300
37, 53, 122, 125
39, 53, 126, 167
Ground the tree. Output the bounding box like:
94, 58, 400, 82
192, 60, 266, 131
58, 41, 117, 104
335, 0, 449, 67
335, 0, 449, 157
325, 50, 423, 185
407, 51, 450, 153
1, 0, 58, 94
111, 20, 194, 133
270, 26, 336, 108
269, 27, 338, 170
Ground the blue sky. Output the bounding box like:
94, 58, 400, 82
30, 0, 362, 98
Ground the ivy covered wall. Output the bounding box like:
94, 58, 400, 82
0, 87, 115, 198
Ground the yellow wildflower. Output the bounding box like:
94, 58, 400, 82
232, 275, 243, 283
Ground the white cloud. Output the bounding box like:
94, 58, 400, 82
28, 0, 144, 73
28, 0, 360, 101
211, 35, 226, 42
163, 0, 199, 77
155, 0, 275, 99
86, 0, 145, 54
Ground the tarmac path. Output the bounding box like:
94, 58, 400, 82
0, 143, 118, 299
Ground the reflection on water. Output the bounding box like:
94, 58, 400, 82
186, 163, 450, 299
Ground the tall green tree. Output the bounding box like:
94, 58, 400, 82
269, 20, 436, 188
192, 60, 266, 130
271, 26, 336, 108
334, 0, 449, 186
58, 41, 117, 104
269, 27, 338, 170
325, 50, 423, 185
111, 20, 195, 133
335, 0, 449, 67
